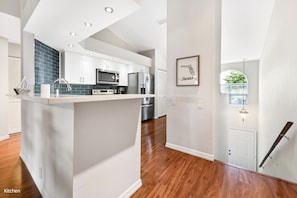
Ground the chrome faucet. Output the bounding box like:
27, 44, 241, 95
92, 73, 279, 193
51, 78, 72, 95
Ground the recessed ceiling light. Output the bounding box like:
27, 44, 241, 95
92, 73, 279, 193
67, 44, 74, 48
104, 7, 114, 13
84, 22, 93, 27
69, 32, 77, 36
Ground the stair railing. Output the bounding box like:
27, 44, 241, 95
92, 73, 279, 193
259, 121, 293, 168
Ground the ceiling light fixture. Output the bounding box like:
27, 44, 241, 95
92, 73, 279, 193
69, 32, 77, 36
67, 44, 74, 48
104, 7, 114, 13
84, 22, 93, 27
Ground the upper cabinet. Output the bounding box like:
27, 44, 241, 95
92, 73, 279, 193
80, 55, 97, 85
61, 51, 96, 85
61, 50, 151, 86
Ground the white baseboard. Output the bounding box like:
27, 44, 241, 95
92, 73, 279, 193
0, 135, 9, 142
9, 128, 21, 134
118, 179, 142, 198
165, 143, 214, 161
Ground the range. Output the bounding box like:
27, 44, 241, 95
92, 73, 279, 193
92, 89, 114, 95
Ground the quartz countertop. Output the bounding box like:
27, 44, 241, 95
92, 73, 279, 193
20, 94, 155, 104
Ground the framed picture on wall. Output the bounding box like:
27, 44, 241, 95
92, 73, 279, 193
176, 55, 200, 86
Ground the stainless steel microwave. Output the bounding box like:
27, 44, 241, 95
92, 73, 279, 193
96, 69, 119, 85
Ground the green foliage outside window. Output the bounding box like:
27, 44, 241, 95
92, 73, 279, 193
223, 71, 247, 84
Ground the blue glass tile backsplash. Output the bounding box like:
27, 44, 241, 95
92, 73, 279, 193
34, 40, 59, 86
34, 39, 112, 95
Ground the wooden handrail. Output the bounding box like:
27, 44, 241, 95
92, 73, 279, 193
259, 121, 294, 168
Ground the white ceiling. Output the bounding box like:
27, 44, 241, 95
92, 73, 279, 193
107, 0, 167, 55
0, 12, 20, 44
24, 0, 141, 51
0, 0, 20, 17
221, 0, 276, 64
0, 0, 275, 64
23, 0, 167, 58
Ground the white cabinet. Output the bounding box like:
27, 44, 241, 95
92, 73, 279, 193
62, 51, 81, 84
61, 51, 96, 85
118, 68, 128, 86
80, 55, 96, 84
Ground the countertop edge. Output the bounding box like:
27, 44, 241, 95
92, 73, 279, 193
20, 94, 155, 104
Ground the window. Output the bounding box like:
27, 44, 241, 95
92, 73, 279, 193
220, 70, 248, 105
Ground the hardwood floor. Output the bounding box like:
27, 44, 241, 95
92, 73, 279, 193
0, 117, 297, 197
132, 116, 297, 198
0, 134, 41, 198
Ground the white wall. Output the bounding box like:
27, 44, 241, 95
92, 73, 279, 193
222, 60, 259, 130
166, 0, 221, 160
216, 60, 259, 163
21, 1, 36, 87
22, 31, 35, 87
0, 36, 9, 141
259, 0, 297, 183
0, 38, 21, 140
8, 43, 22, 134
0, 12, 20, 44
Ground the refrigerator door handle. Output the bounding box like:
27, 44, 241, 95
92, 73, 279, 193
141, 104, 153, 108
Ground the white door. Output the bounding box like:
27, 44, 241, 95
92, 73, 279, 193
228, 128, 256, 171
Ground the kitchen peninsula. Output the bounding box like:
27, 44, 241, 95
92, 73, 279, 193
20, 94, 154, 198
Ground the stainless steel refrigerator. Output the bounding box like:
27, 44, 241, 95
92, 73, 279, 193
127, 72, 154, 121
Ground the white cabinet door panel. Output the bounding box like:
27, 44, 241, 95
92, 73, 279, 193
62, 52, 96, 85
81, 55, 96, 84
62, 51, 81, 84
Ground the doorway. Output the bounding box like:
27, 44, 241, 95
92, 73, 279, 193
228, 128, 256, 171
